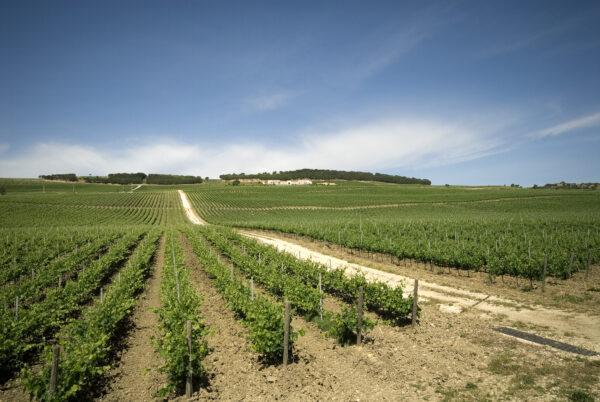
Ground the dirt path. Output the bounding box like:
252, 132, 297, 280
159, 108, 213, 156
242, 231, 600, 354
178, 190, 207, 225
99, 234, 168, 401
130, 184, 143, 192
176, 191, 600, 354
178, 232, 437, 400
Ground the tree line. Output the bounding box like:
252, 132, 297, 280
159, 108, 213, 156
533, 182, 600, 190
82, 173, 147, 184
40, 173, 204, 185
146, 174, 203, 185
38, 174, 78, 182
220, 169, 431, 185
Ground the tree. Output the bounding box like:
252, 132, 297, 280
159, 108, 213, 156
232, 179, 241, 186
0, 185, 6, 195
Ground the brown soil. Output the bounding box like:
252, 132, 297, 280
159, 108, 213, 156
99, 233, 168, 401
242, 230, 600, 355
176, 231, 600, 401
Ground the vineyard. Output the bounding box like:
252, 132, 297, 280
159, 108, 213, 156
0, 179, 599, 400
186, 183, 600, 283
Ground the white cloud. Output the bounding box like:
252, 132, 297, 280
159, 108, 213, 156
245, 92, 295, 111
531, 111, 600, 138
0, 118, 504, 179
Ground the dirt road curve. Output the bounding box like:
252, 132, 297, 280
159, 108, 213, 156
178, 190, 207, 225
242, 231, 600, 354
176, 190, 599, 355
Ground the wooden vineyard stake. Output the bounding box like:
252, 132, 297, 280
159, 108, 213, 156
586, 249, 592, 281
251, 277, 254, 301
542, 255, 547, 293
568, 252, 574, 278
49, 344, 60, 397
319, 272, 323, 320
283, 301, 290, 366
412, 280, 419, 327
186, 320, 193, 397
230, 263, 234, 280
356, 286, 364, 345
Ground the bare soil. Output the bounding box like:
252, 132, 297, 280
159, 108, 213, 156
178, 190, 208, 225
173, 231, 600, 400
98, 234, 169, 401
242, 230, 600, 354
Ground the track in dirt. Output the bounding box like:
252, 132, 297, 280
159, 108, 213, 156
242, 231, 600, 355
178, 190, 208, 225
177, 230, 494, 400
135, 189, 600, 399
176, 190, 600, 356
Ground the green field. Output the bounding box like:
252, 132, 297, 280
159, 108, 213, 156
184, 181, 600, 281
1, 179, 599, 400
2, 179, 599, 282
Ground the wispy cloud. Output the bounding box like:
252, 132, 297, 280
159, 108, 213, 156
477, 16, 584, 59
245, 92, 296, 111
0, 118, 505, 180
531, 111, 600, 138
349, 28, 429, 82
0, 143, 9, 154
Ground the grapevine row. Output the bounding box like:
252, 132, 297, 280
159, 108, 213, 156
154, 229, 208, 396
0, 229, 145, 379
22, 228, 162, 401
181, 226, 294, 360
206, 226, 415, 322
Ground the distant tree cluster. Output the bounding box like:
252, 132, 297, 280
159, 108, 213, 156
82, 176, 108, 184
220, 169, 431, 185
146, 174, 203, 185
82, 173, 146, 184
38, 174, 78, 182
533, 181, 600, 190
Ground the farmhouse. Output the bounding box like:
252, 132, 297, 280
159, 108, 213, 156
266, 179, 313, 185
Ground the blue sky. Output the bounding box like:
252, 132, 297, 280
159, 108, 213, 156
1, 0, 599, 186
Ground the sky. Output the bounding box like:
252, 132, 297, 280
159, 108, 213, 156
1, 0, 599, 186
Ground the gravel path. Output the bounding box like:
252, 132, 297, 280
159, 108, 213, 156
242, 231, 600, 355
